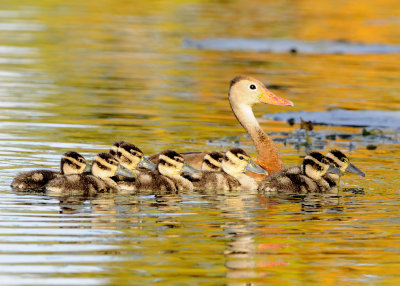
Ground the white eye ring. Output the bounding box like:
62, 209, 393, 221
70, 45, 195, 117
249, 84, 256, 90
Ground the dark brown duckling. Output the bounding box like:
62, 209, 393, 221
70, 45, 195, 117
11, 151, 87, 191
46, 152, 125, 196
323, 149, 365, 188
187, 148, 260, 191
258, 151, 342, 194
118, 150, 196, 193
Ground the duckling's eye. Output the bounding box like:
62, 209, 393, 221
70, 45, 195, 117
131, 151, 137, 156
249, 84, 256, 90
218, 158, 223, 162
238, 155, 245, 160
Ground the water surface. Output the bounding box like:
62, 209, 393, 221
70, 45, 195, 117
0, 0, 400, 285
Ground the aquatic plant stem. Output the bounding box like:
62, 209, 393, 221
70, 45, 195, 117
337, 174, 342, 195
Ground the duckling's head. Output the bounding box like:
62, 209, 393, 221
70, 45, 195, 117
229, 75, 293, 107
326, 149, 365, 177
222, 148, 251, 176
303, 152, 341, 181
202, 151, 224, 171
158, 150, 185, 177
60, 151, 87, 175
91, 152, 119, 179
109, 141, 126, 157
116, 142, 143, 171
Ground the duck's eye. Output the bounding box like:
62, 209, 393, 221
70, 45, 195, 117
249, 84, 257, 90
238, 155, 245, 160
131, 151, 137, 156
218, 158, 223, 162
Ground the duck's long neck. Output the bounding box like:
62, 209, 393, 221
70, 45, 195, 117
230, 101, 284, 174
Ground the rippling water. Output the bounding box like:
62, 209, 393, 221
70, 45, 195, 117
1, 0, 400, 285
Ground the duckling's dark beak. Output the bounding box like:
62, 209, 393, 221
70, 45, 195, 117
346, 162, 366, 177
245, 160, 269, 175
83, 163, 92, 173
327, 165, 343, 176
115, 164, 136, 178
259, 88, 294, 106
182, 162, 201, 174
139, 156, 157, 171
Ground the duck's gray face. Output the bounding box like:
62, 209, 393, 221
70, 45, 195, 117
61, 151, 87, 175
158, 151, 184, 177
222, 148, 250, 176
202, 152, 223, 171
117, 143, 143, 171
229, 76, 293, 107
92, 153, 119, 178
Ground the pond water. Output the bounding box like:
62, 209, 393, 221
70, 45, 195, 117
0, 0, 400, 285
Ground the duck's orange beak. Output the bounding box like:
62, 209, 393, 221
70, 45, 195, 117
258, 88, 294, 106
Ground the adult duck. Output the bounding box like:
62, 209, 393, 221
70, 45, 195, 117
150, 75, 293, 176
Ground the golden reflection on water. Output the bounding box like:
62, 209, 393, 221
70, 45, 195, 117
0, 0, 400, 285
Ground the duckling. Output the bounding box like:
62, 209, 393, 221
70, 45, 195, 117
323, 149, 365, 188
11, 151, 87, 191
113, 142, 171, 193
221, 148, 259, 191
117, 150, 195, 193
116, 142, 156, 175
188, 148, 259, 191
181, 151, 224, 181
46, 152, 123, 196
201, 151, 224, 171
155, 150, 194, 191
258, 152, 342, 194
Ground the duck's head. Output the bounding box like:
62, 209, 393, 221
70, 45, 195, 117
229, 75, 293, 107
91, 152, 120, 179
116, 142, 144, 170
326, 149, 365, 177
202, 151, 224, 171
158, 150, 186, 177
60, 151, 87, 175
303, 152, 342, 181
222, 148, 251, 176
222, 148, 268, 176
109, 141, 126, 157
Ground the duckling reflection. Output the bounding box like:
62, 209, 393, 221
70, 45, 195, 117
46, 152, 124, 196
258, 151, 342, 194
11, 151, 87, 191
323, 149, 365, 188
